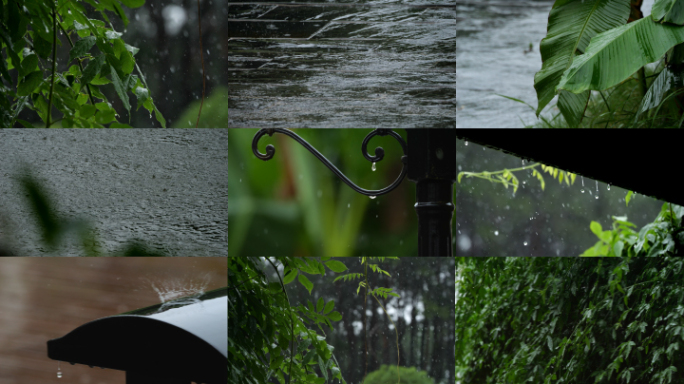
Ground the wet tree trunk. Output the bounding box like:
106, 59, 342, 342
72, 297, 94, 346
409, 306, 417, 366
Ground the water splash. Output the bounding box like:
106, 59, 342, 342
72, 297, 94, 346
57, 362, 62, 379
145, 275, 210, 304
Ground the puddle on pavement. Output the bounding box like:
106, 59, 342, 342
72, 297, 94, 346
228, 0, 455, 128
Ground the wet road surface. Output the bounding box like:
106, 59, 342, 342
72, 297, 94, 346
228, 0, 456, 128
0, 129, 227, 256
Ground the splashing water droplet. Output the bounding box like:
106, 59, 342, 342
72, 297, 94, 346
370, 195, 376, 199
57, 362, 62, 379
372, 162, 376, 171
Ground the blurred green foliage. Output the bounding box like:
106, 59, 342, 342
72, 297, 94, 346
364, 365, 435, 384
171, 86, 228, 128
228, 129, 418, 256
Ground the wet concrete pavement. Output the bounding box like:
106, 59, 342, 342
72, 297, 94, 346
228, 0, 456, 128
0, 130, 227, 256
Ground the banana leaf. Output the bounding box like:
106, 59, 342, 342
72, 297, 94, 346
534, 0, 630, 126
652, 0, 684, 25
557, 17, 684, 94
633, 66, 675, 123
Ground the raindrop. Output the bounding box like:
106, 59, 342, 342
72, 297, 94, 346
347, 203, 350, 208
317, 190, 322, 198
465, 141, 468, 146
239, 179, 242, 183
523, 241, 528, 246
581, 176, 585, 187
372, 162, 376, 171
149, 114, 152, 119
595, 195, 599, 200
494, 231, 499, 236
607, 184, 611, 190
370, 195, 376, 199
522, 159, 526, 165
57, 362, 62, 379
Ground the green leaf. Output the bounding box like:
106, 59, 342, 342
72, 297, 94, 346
328, 311, 342, 321
17, 71, 43, 96
81, 54, 105, 85
557, 90, 590, 128
652, 0, 684, 25
109, 65, 130, 112
534, 0, 630, 116
283, 268, 297, 285
298, 274, 313, 295
316, 297, 324, 313
590, 221, 603, 238
325, 260, 348, 273
19, 54, 39, 78
68, 36, 96, 64
323, 300, 335, 315
153, 102, 166, 128
79, 104, 96, 119
119, 0, 145, 8
557, 17, 684, 94
134, 86, 149, 110
302, 348, 316, 364
547, 336, 553, 351
626, 191, 634, 207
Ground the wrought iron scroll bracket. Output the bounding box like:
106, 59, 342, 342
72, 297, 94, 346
252, 128, 408, 197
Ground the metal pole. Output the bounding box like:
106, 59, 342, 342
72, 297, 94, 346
407, 129, 456, 256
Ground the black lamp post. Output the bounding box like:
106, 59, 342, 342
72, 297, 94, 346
47, 287, 228, 384
252, 129, 455, 256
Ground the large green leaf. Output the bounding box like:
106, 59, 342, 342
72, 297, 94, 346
633, 66, 676, 123
557, 89, 590, 127
534, 0, 630, 117
557, 17, 684, 94
652, 0, 684, 25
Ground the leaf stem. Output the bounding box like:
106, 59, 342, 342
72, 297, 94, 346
265, 257, 294, 384
47, 10, 57, 128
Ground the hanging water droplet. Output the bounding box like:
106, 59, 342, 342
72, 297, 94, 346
149, 114, 152, 119
372, 162, 376, 171
369, 195, 376, 199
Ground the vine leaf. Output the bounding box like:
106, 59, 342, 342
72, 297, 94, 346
68, 36, 96, 64
325, 260, 348, 273
298, 274, 313, 295
17, 71, 43, 96
283, 268, 298, 284
109, 65, 130, 113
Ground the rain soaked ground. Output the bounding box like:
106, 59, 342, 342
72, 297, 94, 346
0, 130, 227, 256
228, 0, 456, 128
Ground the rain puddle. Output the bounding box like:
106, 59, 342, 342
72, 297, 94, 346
0, 130, 227, 256
229, 0, 455, 127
